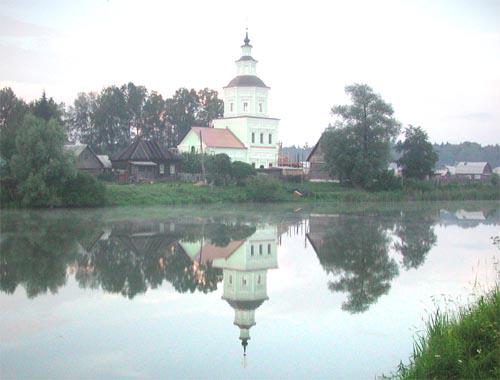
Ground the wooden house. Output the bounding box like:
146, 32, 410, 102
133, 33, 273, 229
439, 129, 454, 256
306, 136, 333, 181
111, 138, 179, 182
64, 144, 105, 175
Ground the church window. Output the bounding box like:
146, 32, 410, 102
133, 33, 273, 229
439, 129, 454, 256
260, 133, 263, 143
229, 275, 232, 284
268, 134, 272, 144
242, 277, 247, 286
243, 102, 248, 111
269, 163, 273, 168
230, 102, 233, 112
258, 275, 261, 284
250, 245, 254, 256
259, 165, 264, 169
190, 146, 195, 154
259, 244, 262, 255
268, 244, 271, 254
252, 132, 255, 143
259, 103, 263, 113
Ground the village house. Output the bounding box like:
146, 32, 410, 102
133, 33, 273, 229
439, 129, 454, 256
454, 162, 492, 180
111, 138, 179, 182
64, 144, 108, 176
178, 32, 279, 169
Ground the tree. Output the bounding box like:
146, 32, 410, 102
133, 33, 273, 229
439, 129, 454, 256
0, 87, 29, 161
66, 92, 98, 145
322, 84, 400, 187
121, 82, 148, 137
197, 88, 224, 128
142, 91, 170, 147
9, 114, 75, 206
165, 88, 200, 144
396, 126, 439, 179
30, 91, 64, 124
92, 85, 129, 154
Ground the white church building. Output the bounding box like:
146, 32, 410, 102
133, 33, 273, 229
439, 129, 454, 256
177, 32, 280, 168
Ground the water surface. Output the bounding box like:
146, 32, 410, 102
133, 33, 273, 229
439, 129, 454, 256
1, 202, 499, 379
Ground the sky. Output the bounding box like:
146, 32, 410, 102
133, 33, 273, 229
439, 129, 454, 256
1, 0, 499, 146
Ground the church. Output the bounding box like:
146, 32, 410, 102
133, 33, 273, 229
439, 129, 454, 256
177, 32, 280, 168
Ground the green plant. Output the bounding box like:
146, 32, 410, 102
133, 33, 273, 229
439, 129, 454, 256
244, 176, 286, 202
231, 161, 256, 185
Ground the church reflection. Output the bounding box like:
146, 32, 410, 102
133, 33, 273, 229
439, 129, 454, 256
212, 224, 278, 357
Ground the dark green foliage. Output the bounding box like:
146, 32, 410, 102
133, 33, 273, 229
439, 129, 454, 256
165, 88, 223, 144
390, 287, 500, 380
206, 153, 232, 185
1, 111, 106, 208
397, 126, 438, 179
0, 87, 29, 161
9, 114, 75, 207
434, 142, 500, 168
322, 84, 400, 187
231, 160, 256, 185
245, 176, 286, 202
30, 91, 64, 124
62, 171, 106, 207
491, 173, 499, 186
365, 170, 403, 192
179, 152, 203, 174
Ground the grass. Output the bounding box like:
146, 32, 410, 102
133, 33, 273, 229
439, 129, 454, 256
105, 180, 499, 207
385, 286, 500, 379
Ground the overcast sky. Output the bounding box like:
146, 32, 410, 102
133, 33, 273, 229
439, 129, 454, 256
1, 0, 499, 146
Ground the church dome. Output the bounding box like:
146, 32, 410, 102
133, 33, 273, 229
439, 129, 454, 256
226, 298, 266, 310
225, 75, 269, 89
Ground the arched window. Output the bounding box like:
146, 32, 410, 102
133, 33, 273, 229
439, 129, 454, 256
259, 244, 262, 255
268, 134, 272, 144
230, 102, 234, 112
252, 132, 255, 143
259, 165, 264, 169
268, 244, 271, 254
260, 133, 263, 144
190, 146, 195, 153
250, 245, 254, 256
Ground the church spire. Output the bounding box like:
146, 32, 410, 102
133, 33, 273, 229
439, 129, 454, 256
243, 29, 251, 46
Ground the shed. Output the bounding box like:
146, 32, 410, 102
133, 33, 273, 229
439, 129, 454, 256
64, 144, 105, 175
454, 162, 492, 180
306, 136, 333, 182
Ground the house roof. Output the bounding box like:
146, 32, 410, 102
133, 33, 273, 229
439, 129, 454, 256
97, 155, 112, 169
64, 144, 87, 157
194, 240, 245, 264
306, 139, 321, 162
455, 162, 490, 175
112, 138, 176, 162
191, 127, 247, 149
225, 75, 269, 88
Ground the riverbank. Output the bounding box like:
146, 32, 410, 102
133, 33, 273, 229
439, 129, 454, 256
105, 180, 499, 206
386, 286, 500, 379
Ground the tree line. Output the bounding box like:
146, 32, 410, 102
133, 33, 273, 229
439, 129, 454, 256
66, 83, 223, 155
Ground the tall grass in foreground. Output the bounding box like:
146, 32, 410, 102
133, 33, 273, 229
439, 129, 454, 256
385, 287, 499, 379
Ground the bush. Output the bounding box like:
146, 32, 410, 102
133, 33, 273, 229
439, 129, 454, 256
491, 173, 499, 186
231, 161, 256, 185
206, 153, 232, 185
62, 171, 106, 207
366, 170, 403, 192
404, 178, 434, 192
245, 176, 286, 202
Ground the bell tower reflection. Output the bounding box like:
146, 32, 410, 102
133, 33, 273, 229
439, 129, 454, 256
213, 224, 278, 358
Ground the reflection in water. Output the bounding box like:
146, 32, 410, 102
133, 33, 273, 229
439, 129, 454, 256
213, 224, 278, 359
0, 205, 498, 360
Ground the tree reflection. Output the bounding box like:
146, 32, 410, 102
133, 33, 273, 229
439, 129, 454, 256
1, 213, 256, 299
310, 216, 399, 313
0, 212, 103, 297
394, 211, 437, 270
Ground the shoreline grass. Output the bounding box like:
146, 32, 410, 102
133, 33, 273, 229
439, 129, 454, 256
384, 286, 500, 379
104, 180, 499, 207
